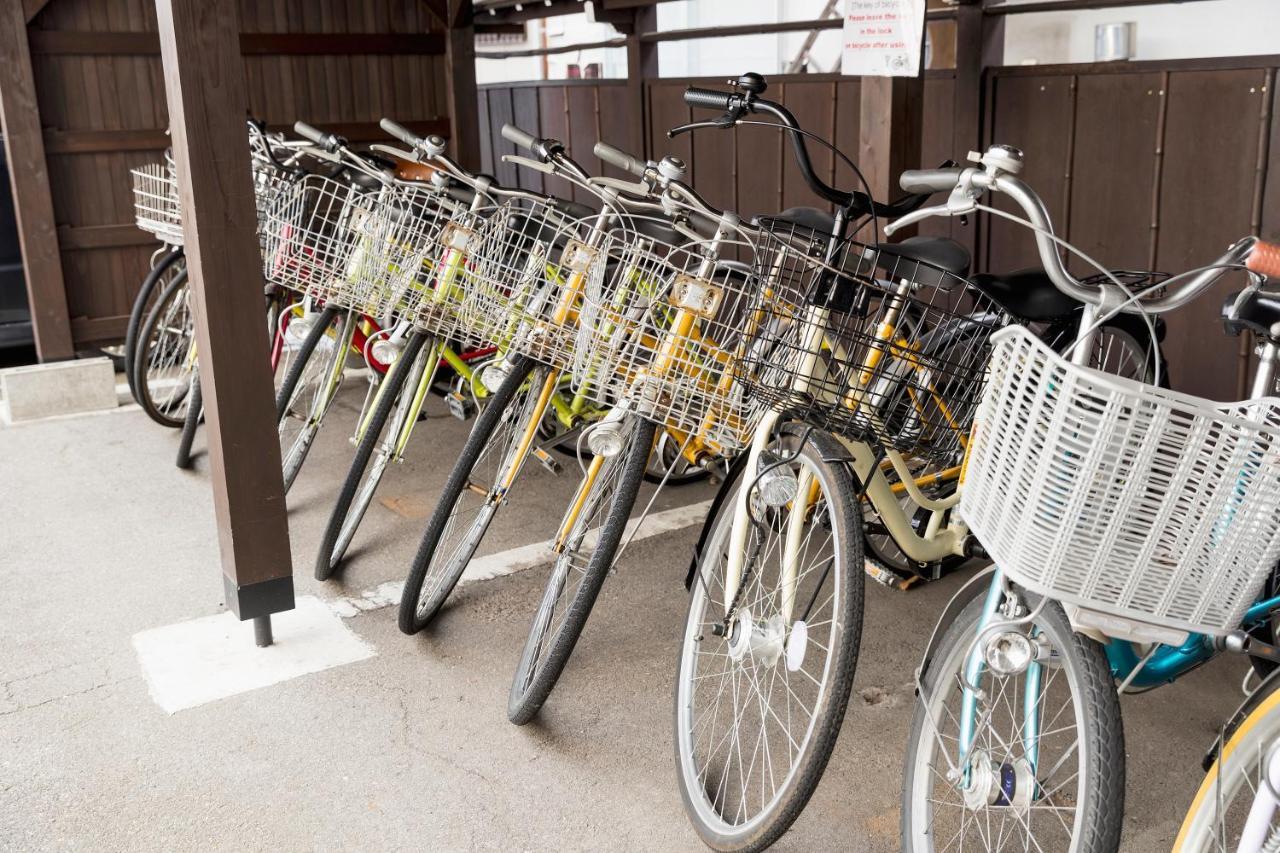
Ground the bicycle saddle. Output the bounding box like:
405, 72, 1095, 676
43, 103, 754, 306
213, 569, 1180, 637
765, 206, 835, 235
875, 236, 971, 278
1223, 289, 1280, 342
970, 269, 1081, 322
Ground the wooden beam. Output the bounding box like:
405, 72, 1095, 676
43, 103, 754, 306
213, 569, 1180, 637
44, 128, 170, 154
58, 224, 157, 250
0, 0, 74, 360
638, 10, 953, 44
476, 37, 627, 60
154, 0, 293, 623
626, 5, 658, 160
28, 30, 445, 56
23, 0, 53, 24
445, 8, 482, 171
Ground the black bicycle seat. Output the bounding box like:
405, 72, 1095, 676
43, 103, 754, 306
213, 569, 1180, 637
970, 269, 1081, 321
876, 236, 971, 278
761, 206, 835, 235
1224, 289, 1280, 342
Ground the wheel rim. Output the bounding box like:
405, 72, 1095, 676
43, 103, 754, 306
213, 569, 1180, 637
141, 279, 196, 421
279, 313, 348, 483
907, 598, 1087, 851
675, 446, 844, 839
414, 366, 548, 621
511, 413, 639, 699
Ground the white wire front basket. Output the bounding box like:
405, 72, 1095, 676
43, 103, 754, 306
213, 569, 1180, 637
960, 325, 1280, 637
453, 197, 599, 363
130, 163, 184, 246
573, 218, 761, 451
259, 174, 384, 307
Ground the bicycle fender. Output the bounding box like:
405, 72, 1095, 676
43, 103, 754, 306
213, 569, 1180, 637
685, 450, 750, 591
916, 564, 998, 688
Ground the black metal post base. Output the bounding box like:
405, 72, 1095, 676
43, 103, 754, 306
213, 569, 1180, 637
253, 614, 273, 647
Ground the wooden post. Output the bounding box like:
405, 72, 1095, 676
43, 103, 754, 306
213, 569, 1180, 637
445, 3, 481, 171
951, 1, 1002, 258
625, 6, 659, 160
858, 76, 924, 237
154, 0, 294, 629
0, 0, 74, 361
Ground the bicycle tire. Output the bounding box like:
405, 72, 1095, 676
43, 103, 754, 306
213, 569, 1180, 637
314, 331, 431, 581
125, 247, 184, 402
506, 414, 658, 725
398, 355, 542, 635
133, 269, 194, 428
174, 373, 202, 470
902, 582, 1124, 852
674, 424, 863, 852
274, 305, 342, 493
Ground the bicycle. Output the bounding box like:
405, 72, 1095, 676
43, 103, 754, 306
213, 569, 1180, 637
393, 126, 743, 716
667, 73, 1173, 851
310, 120, 575, 580
893, 150, 1280, 851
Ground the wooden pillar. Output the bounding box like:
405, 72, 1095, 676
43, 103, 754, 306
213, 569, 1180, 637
625, 6, 659, 160
445, 4, 481, 171
858, 76, 924, 236
952, 2, 1003, 260
0, 0, 74, 361
154, 0, 294, 624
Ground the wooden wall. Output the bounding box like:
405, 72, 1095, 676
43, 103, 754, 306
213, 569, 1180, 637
479, 57, 1280, 398
24, 0, 449, 347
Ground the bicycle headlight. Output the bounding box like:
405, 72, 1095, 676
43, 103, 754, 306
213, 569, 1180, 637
586, 408, 628, 458
369, 337, 403, 366
755, 450, 798, 508
283, 313, 315, 346
983, 630, 1034, 676
480, 361, 513, 394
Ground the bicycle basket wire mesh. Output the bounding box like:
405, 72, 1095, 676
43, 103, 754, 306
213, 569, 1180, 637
259, 173, 383, 304
960, 325, 1280, 637
572, 216, 762, 450
339, 182, 463, 326
738, 218, 1010, 469
454, 196, 601, 362
130, 162, 184, 246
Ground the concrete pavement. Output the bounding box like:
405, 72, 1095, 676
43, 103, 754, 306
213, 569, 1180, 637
0, 383, 1251, 850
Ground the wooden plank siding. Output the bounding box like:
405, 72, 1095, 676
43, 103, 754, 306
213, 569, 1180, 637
22, 0, 450, 348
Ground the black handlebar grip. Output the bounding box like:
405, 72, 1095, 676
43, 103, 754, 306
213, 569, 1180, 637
683, 87, 733, 112
593, 141, 645, 178
501, 123, 537, 152
898, 168, 963, 195
379, 118, 420, 148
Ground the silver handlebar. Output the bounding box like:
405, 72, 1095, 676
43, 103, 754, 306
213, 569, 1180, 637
885, 151, 1257, 316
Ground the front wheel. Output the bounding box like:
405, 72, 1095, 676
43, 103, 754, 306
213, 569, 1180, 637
1175, 672, 1280, 852
674, 425, 863, 852
902, 580, 1124, 852
314, 332, 432, 581
507, 413, 658, 725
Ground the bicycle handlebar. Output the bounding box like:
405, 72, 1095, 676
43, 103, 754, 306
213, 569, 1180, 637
293, 121, 344, 154
501, 123, 537, 152
683, 87, 734, 112
899, 168, 964, 195
886, 152, 1262, 315
593, 141, 646, 178
1247, 240, 1280, 279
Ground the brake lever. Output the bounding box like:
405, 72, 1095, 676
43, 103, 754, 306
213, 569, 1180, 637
882, 203, 952, 237
501, 153, 556, 175
589, 175, 652, 196
667, 115, 739, 138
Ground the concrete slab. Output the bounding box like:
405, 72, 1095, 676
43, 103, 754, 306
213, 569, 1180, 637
0, 387, 1254, 851
0, 356, 116, 423
132, 595, 376, 714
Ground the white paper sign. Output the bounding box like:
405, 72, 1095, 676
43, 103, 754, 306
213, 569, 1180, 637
841, 0, 927, 77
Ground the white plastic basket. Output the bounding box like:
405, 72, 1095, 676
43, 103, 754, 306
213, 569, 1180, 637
960, 325, 1280, 637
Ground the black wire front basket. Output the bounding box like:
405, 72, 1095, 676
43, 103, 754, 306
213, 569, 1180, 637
737, 218, 1013, 469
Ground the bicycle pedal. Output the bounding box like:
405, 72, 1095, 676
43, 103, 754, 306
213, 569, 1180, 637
532, 447, 562, 475
446, 391, 476, 421
864, 561, 920, 592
